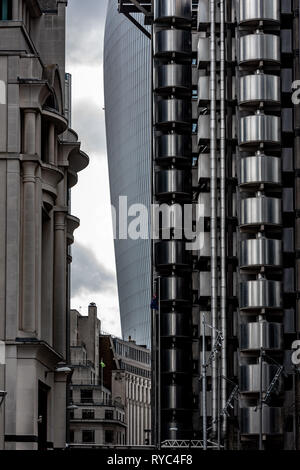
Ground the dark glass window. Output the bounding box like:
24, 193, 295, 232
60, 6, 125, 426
105, 430, 114, 444
80, 389, 93, 404
69, 430, 74, 443
82, 409, 94, 420
105, 410, 114, 420
82, 430, 95, 443
0, 0, 12, 20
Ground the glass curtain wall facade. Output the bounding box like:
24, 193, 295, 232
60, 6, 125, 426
104, 0, 151, 347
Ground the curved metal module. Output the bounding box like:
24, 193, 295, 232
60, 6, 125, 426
155, 99, 191, 128
238, 72, 280, 105
240, 196, 282, 227
240, 238, 282, 269
240, 364, 283, 394
240, 321, 283, 350
239, 280, 282, 310
239, 153, 281, 187
239, 112, 280, 146
154, 64, 192, 93
159, 276, 190, 303
238, 32, 280, 64
155, 169, 191, 198
160, 311, 192, 338
240, 407, 283, 435
155, 240, 191, 269
154, 29, 192, 57
237, 0, 280, 25
154, 0, 192, 24
155, 134, 191, 163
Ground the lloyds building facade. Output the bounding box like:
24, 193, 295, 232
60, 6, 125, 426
118, 0, 300, 450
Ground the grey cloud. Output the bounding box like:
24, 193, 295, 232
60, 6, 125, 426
72, 99, 107, 156
66, 0, 109, 67
71, 242, 116, 296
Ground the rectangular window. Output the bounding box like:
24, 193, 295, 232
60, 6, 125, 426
82, 409, 95, 420
0, 0, 12, 20
105, 410, 114, 420
80, 389, 93, 404
69, 430, 74, 443
82, 430, 95, 443
105, 430, 114, 444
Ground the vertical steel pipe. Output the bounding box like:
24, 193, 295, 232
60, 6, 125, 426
220, 0, 227, 438
210, 0, 218, 435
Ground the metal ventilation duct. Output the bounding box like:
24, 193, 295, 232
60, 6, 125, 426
239, 407, 283, 435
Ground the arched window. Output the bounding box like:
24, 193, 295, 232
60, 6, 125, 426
0, 0, 12, 20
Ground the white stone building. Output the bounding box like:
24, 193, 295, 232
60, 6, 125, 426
0, 0, 88, 450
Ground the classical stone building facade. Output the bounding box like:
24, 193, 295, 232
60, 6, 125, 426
0, 0, 88, 450
100, 335, 152, 446
69, 305, 127, 447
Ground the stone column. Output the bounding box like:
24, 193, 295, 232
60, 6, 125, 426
21, 161, 37, 333
24, 109, 36, 155
12, 0, 19, 20
48, 123, 55, 164
53, 210, 66, 356
35, 113, 41, 159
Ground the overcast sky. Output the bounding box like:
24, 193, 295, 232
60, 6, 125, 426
66, 0, 122, 336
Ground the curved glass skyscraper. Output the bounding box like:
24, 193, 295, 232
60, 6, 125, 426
104, 0, 151, 347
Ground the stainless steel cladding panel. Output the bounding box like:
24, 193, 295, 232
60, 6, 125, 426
198, 76, 220, 102
238, 73, 280, 104
158, 204, 184, 238
198, 37, 220, 63
155, 169, 191, 196
161, 312, 192, 338
240, 196, 282, 226
240, 321, 283, 350
155, 240, 191, 268
239, 154, 281, 186
197, 0, 220, 24
237, 0, 280, 24
240, 407, 283, 435
154, 64, 191, 92
154, 29, 192, 57
198, 115, 220, 141
240, 364, 283, 394
239, 113, 280, 146
156, 99, 191, 126
160, 276, 190, 302
240, 238, 282, 268
198, 154, 210, 179
156, 134, 191, 162
240, 280, 282, 310
238, 33, 280, 64
161, 384, 192, 410
154, 0, 192, 23
161, 348, 191, 374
